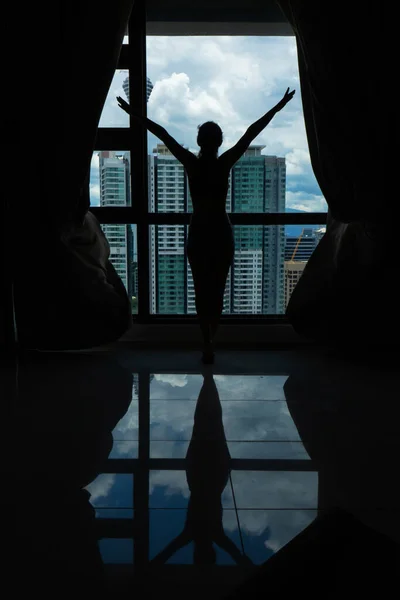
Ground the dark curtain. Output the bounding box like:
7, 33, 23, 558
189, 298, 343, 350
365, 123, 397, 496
3, 1, 134, 351
276, 2, 394, 345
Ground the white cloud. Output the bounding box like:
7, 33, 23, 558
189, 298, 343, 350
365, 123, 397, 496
89, 154, 100, 206
91, 153, 99, 169
90, 183, 100, 201
98, 69, 130, 128
285, 148, 311, 175
286, 191, 328, 212
148, 72, 235, 135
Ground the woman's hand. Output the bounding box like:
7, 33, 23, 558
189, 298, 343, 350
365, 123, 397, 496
116, 96, 131, 115
275, 87, 295, 111
116, 96, 145, 124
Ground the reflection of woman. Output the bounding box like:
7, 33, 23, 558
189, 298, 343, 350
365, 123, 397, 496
117, 88, 295, 363
150, 367, 252, 566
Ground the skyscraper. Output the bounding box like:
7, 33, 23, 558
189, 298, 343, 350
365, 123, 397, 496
148, 144, 187, 314
285, 228, 320, 262
284, 261, 307, 308
231, 148, 286, 314
283, 227, 325, 308
123, 76, 154, 103
98, 151, 134, 296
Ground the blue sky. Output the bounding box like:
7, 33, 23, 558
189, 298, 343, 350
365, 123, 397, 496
91, 36, 327, 213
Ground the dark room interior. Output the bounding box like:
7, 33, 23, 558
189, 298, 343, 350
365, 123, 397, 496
3, 1, 398, 597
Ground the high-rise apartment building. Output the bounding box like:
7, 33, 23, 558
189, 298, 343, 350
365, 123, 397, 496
232, 148, 286, 314
283, 227, 325, 308
98, 151, 134, 296
285, 228, 320, 262
284, 261, 307, 308
148, 145, 187, 314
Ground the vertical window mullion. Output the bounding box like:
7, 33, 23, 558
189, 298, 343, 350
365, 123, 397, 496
128, 0, 149, 321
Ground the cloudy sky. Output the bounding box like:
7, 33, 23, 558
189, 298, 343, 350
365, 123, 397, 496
91, 36, 327, 213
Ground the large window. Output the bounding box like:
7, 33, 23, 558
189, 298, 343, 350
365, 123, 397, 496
91, 2, 327, 322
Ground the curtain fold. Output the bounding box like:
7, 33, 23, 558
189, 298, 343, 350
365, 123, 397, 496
276, 1, 394, 345
8, 1, 135, 350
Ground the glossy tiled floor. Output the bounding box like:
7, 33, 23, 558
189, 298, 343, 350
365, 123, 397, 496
9, 346, 400, 597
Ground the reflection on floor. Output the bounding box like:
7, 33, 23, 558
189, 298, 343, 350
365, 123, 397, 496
10, 347, 400, 597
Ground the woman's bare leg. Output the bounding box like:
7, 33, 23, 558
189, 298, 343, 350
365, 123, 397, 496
209, 259, 231, 344
198, 317, 212, 363
210, 318, 219, 341
199, 318, 212, 346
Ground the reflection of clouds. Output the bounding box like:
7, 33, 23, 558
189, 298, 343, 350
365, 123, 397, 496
85, 474, 116, 503
150, 374, 288, 401
222, 509, 239, 532
110, 441, 138, 458
221, 401, 300, 442
238, 510, 317, 558
112, 401, 138, 440
150, 402, 195, 441
214, 375, 288, 401
227, 441, 310, 460
114, 375, 304, 460
112, 376, 302, 451
86, 475, 133, 509
154, 374, 188, 388
149, 400, 300, 442
231, 471, 318, 509
151, 441, 189, 458
149, 471, 234, 508
150, 441, 310, 460
151, 375, 202, 400
149, 470, 191, 502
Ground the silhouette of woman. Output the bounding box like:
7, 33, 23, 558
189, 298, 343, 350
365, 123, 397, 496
117, 88, 295, 362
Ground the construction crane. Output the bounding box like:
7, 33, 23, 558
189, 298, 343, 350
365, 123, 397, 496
290, 228, 304, 261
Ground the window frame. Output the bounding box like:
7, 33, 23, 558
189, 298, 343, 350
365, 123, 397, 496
91, 0, 327, 324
